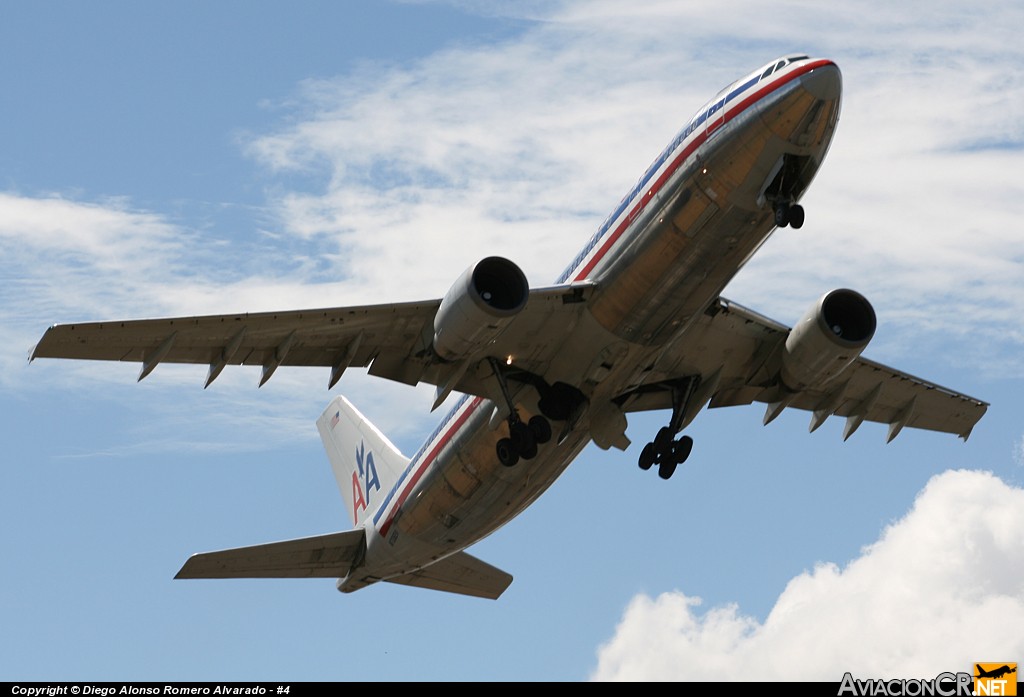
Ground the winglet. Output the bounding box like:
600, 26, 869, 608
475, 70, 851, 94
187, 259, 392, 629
959, 403, 987, 441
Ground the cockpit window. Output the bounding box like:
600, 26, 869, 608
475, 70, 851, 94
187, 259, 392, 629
757, 55, 812, 84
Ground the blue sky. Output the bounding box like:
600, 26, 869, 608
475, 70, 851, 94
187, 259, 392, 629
2, 0, 1023, 681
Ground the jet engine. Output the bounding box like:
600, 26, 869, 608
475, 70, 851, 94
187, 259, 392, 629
780, 289, 876, 391
433, 256, 529, 361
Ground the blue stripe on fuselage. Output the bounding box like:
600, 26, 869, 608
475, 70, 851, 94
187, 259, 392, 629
556, 62, 807, 284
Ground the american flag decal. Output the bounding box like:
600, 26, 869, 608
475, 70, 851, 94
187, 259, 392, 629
330, 411, 340, 429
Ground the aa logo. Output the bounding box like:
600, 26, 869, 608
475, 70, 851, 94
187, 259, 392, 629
350, 440, 380, 524
974, 663, 1017, 696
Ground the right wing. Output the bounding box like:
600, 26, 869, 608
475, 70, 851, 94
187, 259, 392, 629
619, 297, 987, 441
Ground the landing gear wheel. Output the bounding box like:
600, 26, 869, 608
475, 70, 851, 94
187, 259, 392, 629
485, 357, 551, 465
789, 204, 805, 229
654, 426, 674, 449
510, 421, 537, 460
658, 458, 678, 480
496, 438, 519, 467
672, 435, 694, 465
529, 415, 552, 444
774, 202, 790, 228
538, 382, 586, 422
639, 442, 656, 471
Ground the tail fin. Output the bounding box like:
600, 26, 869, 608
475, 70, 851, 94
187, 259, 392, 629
317, 395, 410, 527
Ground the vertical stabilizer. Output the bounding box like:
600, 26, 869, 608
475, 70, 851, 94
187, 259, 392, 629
317, 395, 410, 527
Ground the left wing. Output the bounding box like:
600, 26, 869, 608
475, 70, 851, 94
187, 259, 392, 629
31, 283, 595, 393
619, 297, 987, 441
32, 300, 440, 388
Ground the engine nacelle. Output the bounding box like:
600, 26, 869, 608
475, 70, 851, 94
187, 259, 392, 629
781, 289, 876, 391
433, 256, 529, 361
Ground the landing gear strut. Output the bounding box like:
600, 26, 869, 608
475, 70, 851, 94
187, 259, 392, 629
638, 377, 698, 480
489, 358, 552, 467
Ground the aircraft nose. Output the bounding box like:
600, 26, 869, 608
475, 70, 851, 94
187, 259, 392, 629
800, 62, 842, 100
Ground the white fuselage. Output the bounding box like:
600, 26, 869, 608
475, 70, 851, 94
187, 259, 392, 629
341, 56, 842, 592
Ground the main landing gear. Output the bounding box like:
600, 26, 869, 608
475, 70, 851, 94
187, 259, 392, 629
496, 414, 551, 468
639, 430, 693, 481
489, 358, 553, 468
773, 200, 805, 229
638, 377, 698, 480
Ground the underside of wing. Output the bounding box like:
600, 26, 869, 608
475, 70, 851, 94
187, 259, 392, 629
620, 296, 987, 441
31, 278, 596, 394
32, 300, 440, 388
175, 529, 366, 579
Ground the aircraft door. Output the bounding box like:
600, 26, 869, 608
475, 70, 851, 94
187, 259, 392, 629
705, 97, 726, 137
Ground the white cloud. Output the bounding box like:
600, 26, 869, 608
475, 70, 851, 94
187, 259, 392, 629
246, 0, 1024, 374
0, 192, 438, 450
591, 469, 1024, 681
0, 193, 184, 317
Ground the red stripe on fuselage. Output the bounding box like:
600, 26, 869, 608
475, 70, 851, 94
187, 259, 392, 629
378, 396, 482, 538
571, 59, 833, 282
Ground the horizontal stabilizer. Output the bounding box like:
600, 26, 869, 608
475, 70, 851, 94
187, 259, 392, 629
175, 528, 365, 579
385, 551, 512, 600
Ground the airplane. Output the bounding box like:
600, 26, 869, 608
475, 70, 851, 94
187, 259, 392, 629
975, 665, 1017, 680
31, 54, 988, 600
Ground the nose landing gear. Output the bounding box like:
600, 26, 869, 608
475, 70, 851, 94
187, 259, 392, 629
764, 153, 809, 230
773, 201, 805, 229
